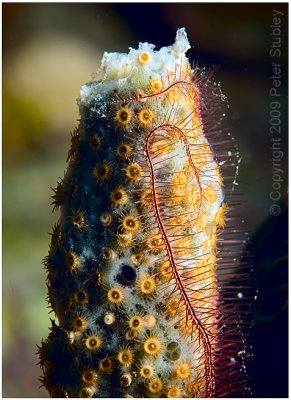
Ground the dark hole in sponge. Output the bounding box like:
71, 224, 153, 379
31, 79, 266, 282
116, 264, 136, 286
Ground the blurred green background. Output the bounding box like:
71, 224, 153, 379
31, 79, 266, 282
3, 3, 288, 397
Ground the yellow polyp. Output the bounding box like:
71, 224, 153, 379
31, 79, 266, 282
125, 328, 138, 340
151, 138, 174, 155
116, 142, 132, 159
215, 202, 227, 228
140, 189, 152, 207
138, 51, 151, 64
146, 232, 163, 253
195, 211, 209, 231
166, 297, 184, 317
201, 232, 217, 249
189, 122, 200, 140
90, 132, 102, 151
104, 312, 116, 325
100, 211, 113, 227
84, 334, 102, 352
193, 141, 213, 167
107, 287, 124, 304
128, 315, 143, 332
148, 378, 163, 394
130, 252, 144, 265
173, 235, 193, 256
125, 162, 143, 181
70, 210, 86, 230
110, 186, 128, 205
187, 377, 206, 398
115, 107, 132, 126
166, 86, 181, 103
167, 385, 181, 398
150, 78, 163, 93
51, 179, 65, 210
119, 214, 141, 233
143, 336, 162, 356
49, 223, 62, 250
120, 373, 133, 387
99, 356, 114, 373
139, 363, 155, 379
65, 251, 79, 273
137, 108, 154, 126
78, 386, 95, 398
73, 288, 89, 306
166, 66, 175, 79
117, 348, 134, 366
166, 213, 189, 230
185, 185, 198, 206
203, 253, 218, 269
81, 369, 98, 384
117, 233, 133, 248
67, 181, 78, 198
173, 360, 191, 379
138, 275, 156, 295
67, 330, 77, 344
72, 315, 88, 332
93, 162, 111, 183
67, 127, 80, 162
101, 247, 116, 261
143, 315, 156, 329
89, 269, 102, 286
203, 182, 218, 204
159, 261, 172, 280
214, 164, 223, 186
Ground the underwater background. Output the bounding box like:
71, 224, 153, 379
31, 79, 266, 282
3, 3, 288, 397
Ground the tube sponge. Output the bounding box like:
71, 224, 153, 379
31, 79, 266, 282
39, 28, 251, 398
